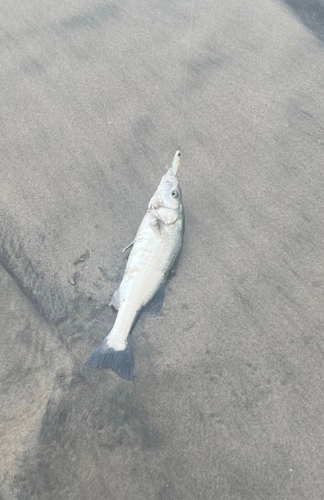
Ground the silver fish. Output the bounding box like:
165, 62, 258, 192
87, 150, 184, 380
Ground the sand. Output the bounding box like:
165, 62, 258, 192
1, 0, 324, 498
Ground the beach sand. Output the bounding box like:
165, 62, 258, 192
1, 0, 324, 498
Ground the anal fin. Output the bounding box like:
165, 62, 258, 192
109, 289, 120, 310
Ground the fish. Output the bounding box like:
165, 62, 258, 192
86, 150, 184, 380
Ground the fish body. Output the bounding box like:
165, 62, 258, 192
87, 151, 184, 380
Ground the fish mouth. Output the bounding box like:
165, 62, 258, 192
167, 149, 181, 176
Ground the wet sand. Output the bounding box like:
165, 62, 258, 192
1, 0, 324, 498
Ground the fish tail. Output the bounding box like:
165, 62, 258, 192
86, 335, 134, 381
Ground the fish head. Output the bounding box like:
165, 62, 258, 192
157, 174, 182, 210
148, 174, 183, 223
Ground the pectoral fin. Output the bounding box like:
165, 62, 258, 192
150, 217, 164, 238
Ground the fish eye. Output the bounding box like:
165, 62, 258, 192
171, 190, 180, 199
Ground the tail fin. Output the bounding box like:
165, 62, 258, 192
86, 336, 134, 381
